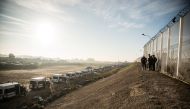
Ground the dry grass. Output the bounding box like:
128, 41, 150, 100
47, 63, 190, 109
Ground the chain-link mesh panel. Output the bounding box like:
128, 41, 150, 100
151, 41, 154, 55
154, 39, 157, 55
161, 31, 168, 73
156, 35, 161, 71
179, 12, 190, 83
168, 22, 179, 76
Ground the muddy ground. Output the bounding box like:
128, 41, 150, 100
46, 63, 190, 109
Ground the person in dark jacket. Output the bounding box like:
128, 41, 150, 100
141, 56, 147, 70
148, 54, 152, 71
152, 55, 157, 71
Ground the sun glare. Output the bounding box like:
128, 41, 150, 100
33, 21, 57, 47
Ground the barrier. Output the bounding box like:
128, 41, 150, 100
144, 4, 190, 83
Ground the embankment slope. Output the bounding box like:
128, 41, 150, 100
47, 63, 190, 109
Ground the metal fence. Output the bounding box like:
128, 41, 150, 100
144, 5, 190, 84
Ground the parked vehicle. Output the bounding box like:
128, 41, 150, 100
52, 74, 66, 83
0, 82, 21, 100
29, 77, 48, 89
81, 70, 89, 75
75, 71, 82, 77
85, 66, 93, 71
66, 72, 76, 79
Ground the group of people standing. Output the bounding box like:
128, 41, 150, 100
141, 54, 157, 71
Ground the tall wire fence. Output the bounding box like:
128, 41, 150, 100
144, 4, 190, 83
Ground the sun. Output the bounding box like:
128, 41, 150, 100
33, 20, 57, 47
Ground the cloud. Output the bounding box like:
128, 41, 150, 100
12, 0, 76, 23
108, 19, 144, 30
13, 0, 60, 13
64, 0, 187, 30
85, 0, 188, 26
79, 0, 146, 29
0, 14, 29, 24
56, 0, 82, 6
2, 0, 189, 31
118, 22, 144, 29
120, 0, 189, 21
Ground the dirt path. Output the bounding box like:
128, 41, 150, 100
46, 63, 190, 109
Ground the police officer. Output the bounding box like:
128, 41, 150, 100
148, 54, 152, 71
152, 55, 157, 71
141, 56, 147, 70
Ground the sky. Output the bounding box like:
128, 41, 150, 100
0, 0, 189, 62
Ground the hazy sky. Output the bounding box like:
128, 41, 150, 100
0, 0, 189, 62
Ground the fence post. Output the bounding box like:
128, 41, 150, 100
176, 17, 184, 77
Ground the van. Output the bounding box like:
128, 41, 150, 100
29, 77, 47, 89
52, 74, 66, 83
0, 82, 20, 100
66, 72, 75, 79
75, 71, 82, 77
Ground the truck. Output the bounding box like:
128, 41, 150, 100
0, 82, 21, 100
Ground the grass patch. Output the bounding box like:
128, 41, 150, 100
118, 63, 136, 73
22, 64, 131, 109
